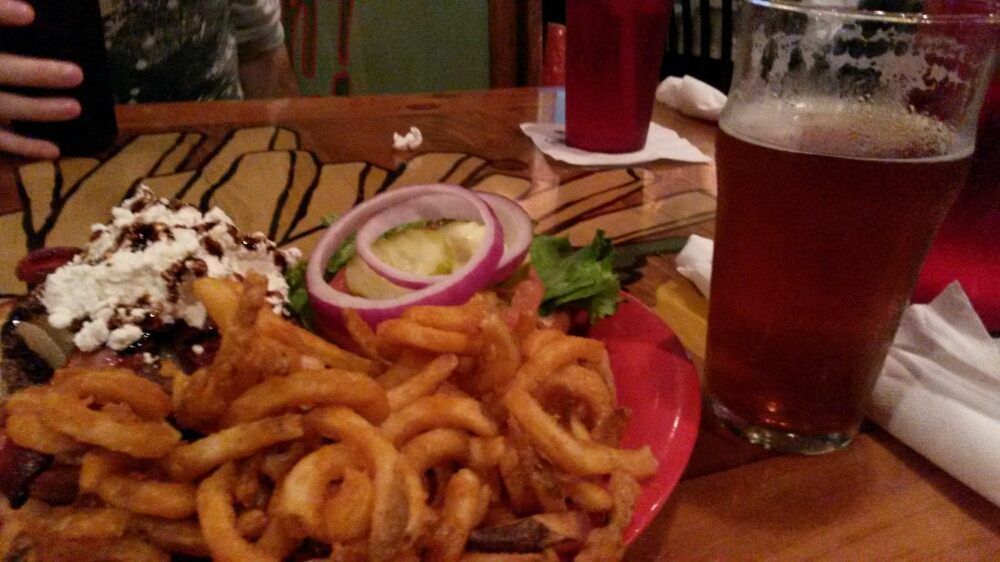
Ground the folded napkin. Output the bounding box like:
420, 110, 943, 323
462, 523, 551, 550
675, 234, 715, 298
520, 122, 711, 166
868, 283, 1000, 507
663, 235, 1000, 507
655, 76, 728, 122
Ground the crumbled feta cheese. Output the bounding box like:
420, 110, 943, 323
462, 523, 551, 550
108, 325, 144, 351
40, 185, 300, 352
74, 314, 111, 352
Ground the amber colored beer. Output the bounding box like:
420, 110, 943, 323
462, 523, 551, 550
705, 111, 971, 443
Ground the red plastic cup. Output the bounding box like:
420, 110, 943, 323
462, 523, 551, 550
542, 23, 567, 87
913, 64, 1000, 332
564, 0, 672, 153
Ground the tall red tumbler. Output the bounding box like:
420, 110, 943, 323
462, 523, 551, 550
564, 0, 672, 153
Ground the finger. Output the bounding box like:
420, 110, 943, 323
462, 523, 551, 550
0, 54, 83, 89
0, 90, 80, 122
0, 0, 33, 26
0, 128, 60, 160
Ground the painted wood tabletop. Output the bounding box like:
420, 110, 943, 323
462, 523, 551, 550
1, 88, 997, 560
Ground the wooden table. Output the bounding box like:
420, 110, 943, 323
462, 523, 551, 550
1, 88, 998, 560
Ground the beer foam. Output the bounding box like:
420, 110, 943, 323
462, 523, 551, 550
722, 97, 972, 160
747, 17, 969, 99
728, 8, 981, 160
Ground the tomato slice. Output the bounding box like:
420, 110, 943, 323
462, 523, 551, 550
328, 268, 350, 293
15, 247, 82, 285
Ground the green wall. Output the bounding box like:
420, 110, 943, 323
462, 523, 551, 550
283, 0, 490, 97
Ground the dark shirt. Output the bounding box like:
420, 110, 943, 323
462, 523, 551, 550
101, 0, 284, 104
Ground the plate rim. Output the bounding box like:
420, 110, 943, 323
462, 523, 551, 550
589, 295, 703, 544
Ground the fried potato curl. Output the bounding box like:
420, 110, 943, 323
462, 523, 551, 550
0, 270, 656, 562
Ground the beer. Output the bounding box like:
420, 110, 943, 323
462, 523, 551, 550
914, 68, 1000, 332
705, 104, 971, 441
704, 0, 998, 454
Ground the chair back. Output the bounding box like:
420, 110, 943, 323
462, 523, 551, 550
489, 0, 544, 87
662, 0, 734, 92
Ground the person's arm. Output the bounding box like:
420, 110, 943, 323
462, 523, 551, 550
0, 0, 82, 159
232, 0, 299, 99
238, 44, 300, 99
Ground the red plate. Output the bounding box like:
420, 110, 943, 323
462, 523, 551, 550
588, 295, 702, 544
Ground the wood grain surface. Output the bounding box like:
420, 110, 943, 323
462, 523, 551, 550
1, 88, 997, 560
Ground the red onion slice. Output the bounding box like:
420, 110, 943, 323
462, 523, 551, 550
355, 191, 533, 289
306, 184, 504, 332
354, 192, 497, 290
477, 192, 534, 284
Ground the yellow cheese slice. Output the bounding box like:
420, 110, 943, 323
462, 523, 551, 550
653, 278, 709, 361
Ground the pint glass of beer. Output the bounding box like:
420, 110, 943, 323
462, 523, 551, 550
704, 0, 1000, 454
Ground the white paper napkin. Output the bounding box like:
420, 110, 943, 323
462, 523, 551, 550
655, 75, 728, 122
868, 283, 1000, 507
673, 235, 1000, 507
520, 122, 711, 166
393, 126, 423, 150
675, 234, 715, 297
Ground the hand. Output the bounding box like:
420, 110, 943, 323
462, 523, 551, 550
0, 0, 84, 159
238, 45, 301, 100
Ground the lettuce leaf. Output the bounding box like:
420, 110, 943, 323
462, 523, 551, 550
530, 230, 622, 321
284, 261, 317, 332
325, 234, 356, 279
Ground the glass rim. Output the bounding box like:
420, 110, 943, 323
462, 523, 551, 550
748, 0, 1000, 24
